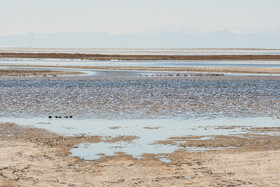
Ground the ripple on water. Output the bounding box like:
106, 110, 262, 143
0, 80, 280, 119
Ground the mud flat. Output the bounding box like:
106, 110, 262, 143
0, 69, 83, 77
1, 52, 280, 61
3, 64, 280, 75
1, 122, 280, 186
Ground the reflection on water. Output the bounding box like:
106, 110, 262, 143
1, 117, 279, 160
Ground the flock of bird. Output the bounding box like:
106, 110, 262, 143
49, 116, 73, 119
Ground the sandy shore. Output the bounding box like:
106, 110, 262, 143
1, 122, 280, 186
1, 52, 280, 61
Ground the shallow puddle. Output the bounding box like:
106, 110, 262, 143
1, 117, 279, 161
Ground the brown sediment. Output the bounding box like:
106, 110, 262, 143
155, 126, 280, 162
108, 126, 121, 130
0, 69, 83, 77
143, 127, 160, 129
1, 52, 280, 61
249, 126, 280, 133
156, 126, 280, 151
1, 122, 280, 186
103, 136, 139, 143
178, 134, 280, 151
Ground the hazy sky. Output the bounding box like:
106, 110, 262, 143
1, 0, 280, 36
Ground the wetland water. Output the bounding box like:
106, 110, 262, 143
1, 58, 280, 160
1, 79, 280, 119
1, 76, 280, 160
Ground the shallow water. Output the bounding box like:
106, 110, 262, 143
1, 59, 280, 68
3, 66, 280, 78
1, 117, 279, 160
0, 79, 280, 119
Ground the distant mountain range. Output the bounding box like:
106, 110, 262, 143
1, 30, 280, 48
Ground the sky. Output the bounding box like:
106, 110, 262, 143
0, 0, 280, 36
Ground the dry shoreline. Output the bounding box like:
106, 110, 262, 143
1, 122, 280, 186
1, 52, 280, 61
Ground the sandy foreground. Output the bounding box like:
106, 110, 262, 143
1, 122, 280, 187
